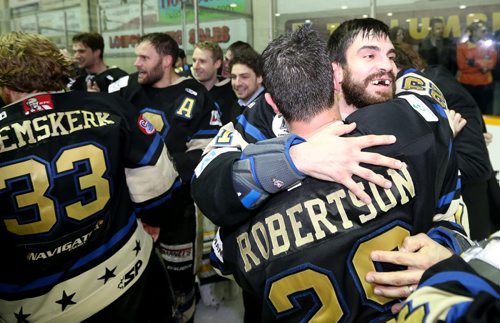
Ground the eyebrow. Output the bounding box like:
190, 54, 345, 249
357, 45, 380, 53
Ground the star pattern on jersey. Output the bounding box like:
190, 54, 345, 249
98, 266, 117, 284
14, 307, 31, 322
55, 290, 76, 312
133, 240, 141, 256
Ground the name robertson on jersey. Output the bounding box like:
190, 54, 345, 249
236, 165, 415, 273
0, 110, 115, 153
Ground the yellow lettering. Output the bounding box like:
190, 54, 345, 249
0, 126, 16, 153
11, 120, 36, 148
252, 222, 270, 262
66, 111, 83, 133
286, 203, 313, 248
47, 112, 69, 136
388, 166, 415, 205
304, 198, 337, 240
325, 190, 353, 229
265, 213, 290, 256
96, 112, 115, 126
370, 182, 397, 212
33, 115, 51, 142
237, 232, 260, 273
176, 97, 195, 119
82, 110, 98, 129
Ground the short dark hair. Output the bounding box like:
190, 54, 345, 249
72, 32, 105, 59
262, 26, 334, 123
230, 48, 263, 77
327, 18, 391, 65
227, 41, 253, 56
138, 33, 179, 65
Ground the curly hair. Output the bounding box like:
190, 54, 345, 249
0, 32, 73, 92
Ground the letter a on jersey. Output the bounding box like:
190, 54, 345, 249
175, 97, 195, 120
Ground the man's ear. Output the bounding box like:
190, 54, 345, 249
214, 59, 222, 70
332, 62, 343, 92
256, 75, 263, 86
264, 92, 280, 115
163, 55, 174, 68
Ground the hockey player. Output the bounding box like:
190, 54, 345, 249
392, 231, 500, 322
192, 22, 471, 321
109, 32, 220, 322
192, 41, 238, 125
0, 32, 178, 322
71, 32, 128, 92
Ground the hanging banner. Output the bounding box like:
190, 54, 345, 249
158, 0, 248, 24
103, 18, 248, 54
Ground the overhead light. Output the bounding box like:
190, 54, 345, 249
341, 5, 348, 10
459, 5, 467, 9
305, 19, 312, 24
387, 12, 393, 16
362, 14, 368, 18
275, 13, 281, 17
229, 3, 237, 8
406, 18, 411, 22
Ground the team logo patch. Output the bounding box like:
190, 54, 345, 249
137, 114, 157, 135
22, 94, 54, 115
272, 113, 289, 137
210, 110, 222, 126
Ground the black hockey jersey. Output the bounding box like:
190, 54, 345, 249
209, 78, 240, 126
398, 230, 500, 322
109, 73, 220, 183
193, 71, 470, 321
70, 67, 128, 92
0, 91, 177, 322
219, 95, 464, 322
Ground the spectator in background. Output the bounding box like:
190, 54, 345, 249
175, 48, 192, 77
389, 26, 415, 51
71, 32, 128, 92
419, 17, 457, 75
222, 40, 253, 78
457, 21, 497, 115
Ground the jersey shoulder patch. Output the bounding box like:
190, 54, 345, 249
396, 72, 447, 109
108, 75, 130, 93
399, 94, 438, 122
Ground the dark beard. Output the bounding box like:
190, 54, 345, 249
138, 60, 164, 85
341, 67, 395, 108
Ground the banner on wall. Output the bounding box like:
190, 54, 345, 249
285, 4, 500, 42
103, 18, 248, 54
158, 0, 248, 24
100, 0, 159, 31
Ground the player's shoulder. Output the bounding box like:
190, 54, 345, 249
108, 73, 134, 93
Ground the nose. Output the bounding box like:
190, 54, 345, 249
379, 56, 396, 75
193, 60, 201, 68
134, 57, 141, 68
